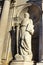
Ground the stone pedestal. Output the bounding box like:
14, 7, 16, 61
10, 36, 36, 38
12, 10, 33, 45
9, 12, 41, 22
10, 61, 34, 65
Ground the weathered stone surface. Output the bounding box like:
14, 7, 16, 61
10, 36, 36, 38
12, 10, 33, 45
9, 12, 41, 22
0, 0, 11, 61
0, 62, 2, 65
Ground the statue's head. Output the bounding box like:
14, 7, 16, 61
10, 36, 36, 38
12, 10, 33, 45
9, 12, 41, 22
24, 12, 30, 18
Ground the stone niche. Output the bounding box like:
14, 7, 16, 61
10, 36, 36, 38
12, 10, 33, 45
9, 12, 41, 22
9, 2, 41, 65
18, 2, 41, 62
10, 2, 41, 65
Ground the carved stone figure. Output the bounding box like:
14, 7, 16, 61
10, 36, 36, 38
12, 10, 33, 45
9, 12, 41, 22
20, 12, 34, 61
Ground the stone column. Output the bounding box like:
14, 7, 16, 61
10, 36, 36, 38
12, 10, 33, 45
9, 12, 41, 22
11, 1, 17, 26
0, 0, 11, 64
39, 2, 43, 62
40, 2, 43, 61
41, 12, 43, 61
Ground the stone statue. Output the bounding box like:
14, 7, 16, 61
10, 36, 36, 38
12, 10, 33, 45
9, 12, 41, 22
20, 12, 34, 61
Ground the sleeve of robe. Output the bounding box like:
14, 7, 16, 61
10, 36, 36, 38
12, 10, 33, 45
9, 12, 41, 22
26, 19, 34, 35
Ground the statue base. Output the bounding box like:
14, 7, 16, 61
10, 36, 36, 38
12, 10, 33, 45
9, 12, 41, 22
10, 61, 34, 65
14, 54, 24, 61
10, 54, 34, 65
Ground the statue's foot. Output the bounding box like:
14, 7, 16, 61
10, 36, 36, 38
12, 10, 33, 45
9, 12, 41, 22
14, 54, 24, 61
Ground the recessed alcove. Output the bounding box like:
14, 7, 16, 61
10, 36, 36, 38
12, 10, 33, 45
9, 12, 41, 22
18, 3, 41, 62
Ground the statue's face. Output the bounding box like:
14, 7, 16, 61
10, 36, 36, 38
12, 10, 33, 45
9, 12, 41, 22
24, 13, 30, 18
